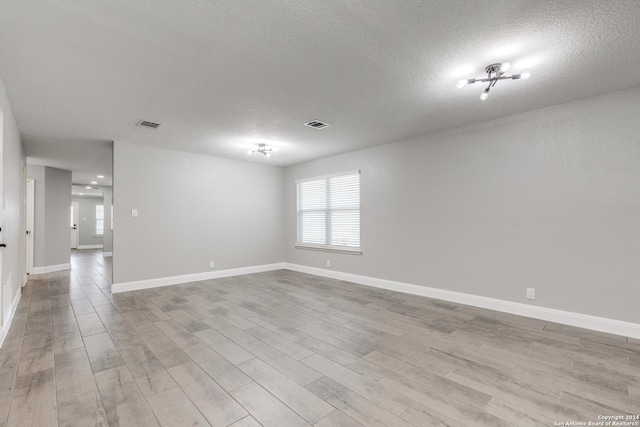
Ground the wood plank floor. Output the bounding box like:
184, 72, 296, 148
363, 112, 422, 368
0, 250, 638, 426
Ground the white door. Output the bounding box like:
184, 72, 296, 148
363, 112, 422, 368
25, 179, 34, 281
0, 106, 5, 326
70, 201, 79, 249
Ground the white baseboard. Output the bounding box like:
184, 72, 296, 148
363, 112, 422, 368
283, 263, 640, 339
0, 288, 22, 349
77, 245, 103, 249
31, 263, 71, 275
112, 263, 285, 294
103, 252, 112, 257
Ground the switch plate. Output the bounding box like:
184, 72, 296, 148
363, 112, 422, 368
131, 209, 138, 218
526, 288, 536, 300
209, 261, 215, 269
326, 260, 331, 267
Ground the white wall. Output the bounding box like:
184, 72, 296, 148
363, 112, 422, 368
0, 74, 25, 346
285, 86, 640, 324
113, 142, 284, 284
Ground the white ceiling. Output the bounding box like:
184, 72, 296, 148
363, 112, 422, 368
71, 185, 104, 198
2, 0, 640, 169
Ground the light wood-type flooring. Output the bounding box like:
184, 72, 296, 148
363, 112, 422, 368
1, 250, 639, 426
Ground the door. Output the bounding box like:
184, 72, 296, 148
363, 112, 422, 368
70, 201, 79, 249
0, 106, 4, 326
25, 179, 34, 281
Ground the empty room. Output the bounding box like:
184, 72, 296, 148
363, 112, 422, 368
0, 1, 639, 426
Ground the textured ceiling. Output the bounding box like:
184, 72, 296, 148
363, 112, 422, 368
2, 0, 640, 173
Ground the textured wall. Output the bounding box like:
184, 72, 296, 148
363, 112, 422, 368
113, 142, 285, 284
285, 86, 640, 323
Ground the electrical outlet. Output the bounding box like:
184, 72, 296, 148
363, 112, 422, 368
209, 261, 215, 269
326, 260, 331, 267
526, 288, 536, 300
131, 209, 138, 218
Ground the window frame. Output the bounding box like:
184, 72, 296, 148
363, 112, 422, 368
95, 204, 104, 236
295, 170, 362, 255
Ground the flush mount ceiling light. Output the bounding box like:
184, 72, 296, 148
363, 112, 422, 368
457, 62, 530, 101
247, 143, 275, 157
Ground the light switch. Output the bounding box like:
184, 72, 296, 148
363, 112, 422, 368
131, 209, 138, 218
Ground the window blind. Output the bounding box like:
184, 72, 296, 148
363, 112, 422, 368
96, 205, 104, 235
297, 171, 360, 253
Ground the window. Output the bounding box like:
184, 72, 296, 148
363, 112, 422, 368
296, 171, 361, 254
96, 205, 104, 235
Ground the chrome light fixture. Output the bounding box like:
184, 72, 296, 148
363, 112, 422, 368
457, 63, 530, 101
247, 143, 274, 157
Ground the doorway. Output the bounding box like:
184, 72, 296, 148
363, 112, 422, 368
70, 201, 79, 249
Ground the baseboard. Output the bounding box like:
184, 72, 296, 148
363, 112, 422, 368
103, 252, 112, 257
283, 263, 640, 339
31, 263, 71, 274
77, 245, 103, 249
0, 288, 22, 349
112, 262, 285, 294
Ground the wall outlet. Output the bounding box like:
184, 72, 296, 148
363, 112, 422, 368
326, 260, 331, 268
526, 288, 536, 300
209, 261, 215, 269
131, 209, 138, 218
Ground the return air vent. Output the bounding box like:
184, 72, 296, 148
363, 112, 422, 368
304, 120, 330, 129
136, 120, 160, 129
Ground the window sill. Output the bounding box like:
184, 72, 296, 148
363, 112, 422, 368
295, 244, 362, 255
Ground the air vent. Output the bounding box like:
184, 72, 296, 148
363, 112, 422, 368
136, 120, 160, 129
304, 120, 330, 129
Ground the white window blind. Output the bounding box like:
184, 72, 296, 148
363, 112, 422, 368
296, 171, 361, 253
96, 205, 104, 235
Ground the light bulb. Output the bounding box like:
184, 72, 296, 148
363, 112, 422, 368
500, 62, 511, 72
521, 71, 531, 80
456, 79, 468, 88
480, 89, 489, 101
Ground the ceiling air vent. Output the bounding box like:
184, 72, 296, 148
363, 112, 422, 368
136, 120, 160, 129
304, 120, 329, 129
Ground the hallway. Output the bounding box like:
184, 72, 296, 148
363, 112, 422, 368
0, 250, 112, 426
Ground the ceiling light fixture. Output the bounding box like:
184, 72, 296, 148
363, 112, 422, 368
457, 62, 530, 101
247, 143, 274, 157
97, 175, 104, 178
90, 181, 97, 184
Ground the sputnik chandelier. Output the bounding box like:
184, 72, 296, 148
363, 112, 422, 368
457, 62, 530, 100
247, 143, 274, 157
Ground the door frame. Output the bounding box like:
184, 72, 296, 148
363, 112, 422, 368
25, 179, 34, 282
